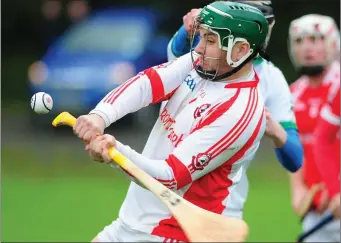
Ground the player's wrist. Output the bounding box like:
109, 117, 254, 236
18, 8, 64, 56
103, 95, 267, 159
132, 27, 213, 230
270, 124, 287, 148
88, 112, 107, 129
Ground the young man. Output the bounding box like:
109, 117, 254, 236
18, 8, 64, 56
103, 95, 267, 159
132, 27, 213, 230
73, 2, 269, 242
288, 14, 340, 242
164, 0, 303, 174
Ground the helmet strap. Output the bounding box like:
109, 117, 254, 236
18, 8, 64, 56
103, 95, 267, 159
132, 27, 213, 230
225, 36, 254, 67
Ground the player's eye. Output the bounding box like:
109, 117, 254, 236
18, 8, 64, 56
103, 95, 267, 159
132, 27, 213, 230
295, 37, 302, 44
207, 39, 215, 44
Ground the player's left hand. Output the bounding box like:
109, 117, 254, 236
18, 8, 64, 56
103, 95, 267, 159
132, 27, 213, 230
86, 134, 116, 163
264, 107, 287, 147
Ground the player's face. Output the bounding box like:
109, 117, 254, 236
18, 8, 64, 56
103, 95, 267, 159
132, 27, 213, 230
293, 35, 327, 66
194, 28, 231, 74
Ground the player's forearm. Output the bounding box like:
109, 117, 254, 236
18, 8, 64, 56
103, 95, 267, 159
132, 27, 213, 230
168, 25, 191, 60
289, 168, 307, 194
89, 75, 152, 127
115, 141, 183, 190
274, 128, 303, 172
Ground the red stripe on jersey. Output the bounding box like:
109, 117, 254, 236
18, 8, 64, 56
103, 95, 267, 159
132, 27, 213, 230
165, 154, 192, 189
156, 178, 177, 189
188, 88, 256, 173
191, 88, 241, 133
187, 88, 256, 173
103, 90, 115, 103
192, 58, 200, 71
143, 68, 166, 104
224, 70, 259, 88
151, 108, 265, 242
198, 87, 255, 161
210, 88, 258, 158
106, 75, 141, 104
157, 86, 180, 104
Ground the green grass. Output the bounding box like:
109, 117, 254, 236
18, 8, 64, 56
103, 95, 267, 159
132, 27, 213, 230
2, 144, 301, 242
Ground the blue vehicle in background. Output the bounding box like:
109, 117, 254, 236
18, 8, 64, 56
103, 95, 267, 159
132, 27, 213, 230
28, 8, 170, 127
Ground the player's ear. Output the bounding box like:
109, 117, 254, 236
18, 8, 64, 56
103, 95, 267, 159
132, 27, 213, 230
232, 42, 250, 62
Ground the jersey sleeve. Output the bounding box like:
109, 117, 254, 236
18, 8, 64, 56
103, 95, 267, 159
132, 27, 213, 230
90, 53, 193, 127
115, 89, 265, 190
266, 65, 297, 129
167, 25, 200, 61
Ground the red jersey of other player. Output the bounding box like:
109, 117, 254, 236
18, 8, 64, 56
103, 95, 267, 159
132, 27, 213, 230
288, 14, 340, 214
290, 62, 339, 208
288, 14, 340, 242
314, 83, 340, 219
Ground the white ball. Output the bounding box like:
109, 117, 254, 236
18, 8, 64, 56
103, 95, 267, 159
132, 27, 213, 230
30, 92, 53, 114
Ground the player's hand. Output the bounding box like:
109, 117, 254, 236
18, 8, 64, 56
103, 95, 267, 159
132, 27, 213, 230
264, 107, 287, 147
73, 114, 105, 142
86, 134, 116, 163
316, 188, 329, 214
328, 193, 340, 219
183, 8, 202, 38
292, 186, 309, 216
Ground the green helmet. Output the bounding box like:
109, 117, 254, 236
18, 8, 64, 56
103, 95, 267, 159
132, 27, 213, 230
191, 1, 269, 80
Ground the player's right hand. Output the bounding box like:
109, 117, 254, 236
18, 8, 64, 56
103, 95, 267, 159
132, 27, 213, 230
329, 193, 340, 219
73, 114, 105, 142
183, 8, 202, 38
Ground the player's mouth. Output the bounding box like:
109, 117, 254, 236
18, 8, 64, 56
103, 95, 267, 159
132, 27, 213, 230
303, 54, 317, 63
199, 59, 209, 68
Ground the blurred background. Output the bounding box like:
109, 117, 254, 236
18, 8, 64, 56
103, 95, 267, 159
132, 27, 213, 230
2, 0, 340, 241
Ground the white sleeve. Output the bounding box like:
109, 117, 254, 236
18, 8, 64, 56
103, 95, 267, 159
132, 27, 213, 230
265, 65, 298, 129
114, 89, 264, 190
167, 37, 177, 61
89, 53, 193, 127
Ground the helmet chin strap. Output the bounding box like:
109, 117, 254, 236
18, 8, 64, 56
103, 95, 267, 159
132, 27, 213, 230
297, 65, 325, 77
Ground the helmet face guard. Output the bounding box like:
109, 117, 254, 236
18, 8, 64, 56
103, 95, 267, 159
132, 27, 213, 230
190, 1, 268, 81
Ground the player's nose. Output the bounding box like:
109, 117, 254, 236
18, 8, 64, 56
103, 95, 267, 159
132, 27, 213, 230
194, 39, 205, 56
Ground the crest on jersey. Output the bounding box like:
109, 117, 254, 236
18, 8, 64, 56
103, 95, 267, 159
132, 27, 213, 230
189, 152, 212, 173
194, 103, 211, 119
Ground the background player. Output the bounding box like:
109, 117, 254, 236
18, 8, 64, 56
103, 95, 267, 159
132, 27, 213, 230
288, 14, 340, 242
73, 2, 269, 242
164, 0, 303, 174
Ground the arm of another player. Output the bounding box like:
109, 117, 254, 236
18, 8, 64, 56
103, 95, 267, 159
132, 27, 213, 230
265, 67, 303, 172
313, 86, 340, 201
167, 9, 201, 61
88, 92, 265, 191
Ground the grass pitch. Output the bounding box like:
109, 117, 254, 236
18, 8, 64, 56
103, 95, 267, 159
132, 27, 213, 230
2, 143, 301, 242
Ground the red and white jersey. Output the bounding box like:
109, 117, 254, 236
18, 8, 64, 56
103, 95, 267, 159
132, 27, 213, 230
90, 53, 266, 242
320, 78, 340, 128
290, 61, 340, 207
313, 81, 340, 200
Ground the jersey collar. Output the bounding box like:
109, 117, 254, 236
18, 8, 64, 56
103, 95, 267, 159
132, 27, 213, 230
224, 69, 260, 89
